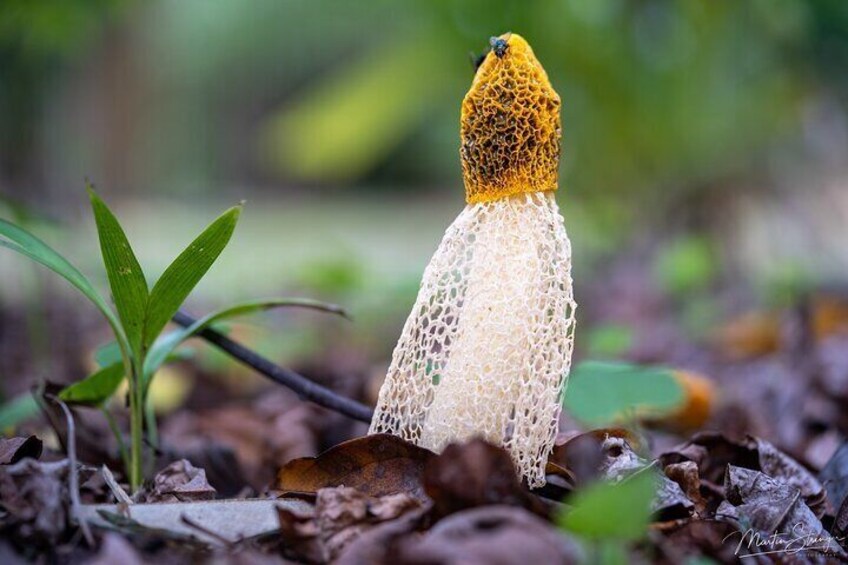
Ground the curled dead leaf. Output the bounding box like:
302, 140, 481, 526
390, 506, 584, 564
139, 459, 216, 503
660, 432, 826, 517
549, 428, 640, 485
664, 461, 708, 516
276, 434, 433, 500
716, 465, 845, 559
0, 459, 70, 545
0, 436, 42, 465
276, 486, 423, 563
423, 439, 546, 521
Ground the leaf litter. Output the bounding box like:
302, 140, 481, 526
4, 285, 848, 563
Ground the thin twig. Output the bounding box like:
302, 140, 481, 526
172, 310, 374, 423
45, 394, 95, 547
101, 464, 133, 506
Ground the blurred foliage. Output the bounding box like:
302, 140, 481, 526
0, 0, 129, 186
0, 0, 126, 58
3, 0, 847, 209
558, 469, 656, 540
2, 0, 848, 368
584, 324, 634, 358
564, 361, 684, 427
654, 236, 717, 296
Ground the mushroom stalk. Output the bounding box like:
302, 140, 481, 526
370, 33, 576, 487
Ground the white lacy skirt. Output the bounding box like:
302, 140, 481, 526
369, 190, 577, 487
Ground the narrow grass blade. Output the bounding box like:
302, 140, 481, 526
143, 205, 241, 350
0, 219, 120, 332
0, 393, 40, 430
88, 187, 149, 356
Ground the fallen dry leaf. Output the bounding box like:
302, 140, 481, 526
390, 505, 584, 564
654, 471, 695, 521
664, 461, 708, 516
835, 497, 848, 540
820, 442, 848, 519
423, 439, 545, 521
334, 509, 427, 565
0, 436, 42, 465
276, 434, 433, 500
717, 465, 838, 557
549, 428, 640, 485
0, 459, 70, 545
162, 389, 320, 491
714, 310, 782, 360
140, 459, 216, 503
659, 519, 748, 563
276, 486, 422, 563
660, 432, 826, 517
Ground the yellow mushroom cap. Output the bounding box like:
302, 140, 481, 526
461, 33, 562, 204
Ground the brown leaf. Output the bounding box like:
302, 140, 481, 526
664, 461, 708, 515
0, 436, 42, 465
835, 496, 848, 540
334, 509, 427, 565
276, 434, 433, 500
162, 389, 320, 491
660, 432, 826, 517
423, 439, 545, 521
549, 428, 640, 485
0, 459, 69, 545
655, 472, 695, 521
660, 519, 747, 563
714, 310, 781, 360
820, 442, 848, 518
717, 464, 838, 556
140, 459, 216, 503
276, 486, 422, 563
390, 506, 584, 564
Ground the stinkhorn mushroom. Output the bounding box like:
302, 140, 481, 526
369, 33, 577, 487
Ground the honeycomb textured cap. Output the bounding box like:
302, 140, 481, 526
461, 33, 561, 204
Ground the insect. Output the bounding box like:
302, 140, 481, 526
469, 50, 486, 72
489, 36, 509, 58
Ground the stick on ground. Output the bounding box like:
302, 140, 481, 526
46, 394, 95, 547
171, 310, 374, 424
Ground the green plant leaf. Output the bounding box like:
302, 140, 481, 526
88, 186, 149, 356
585, 325, 634, 358
142, 297, 346, 382
563, 361, 684, 426
558, 470, 656, 541
143, 205, 242, 350
94, 340, 122, 368
59, 363, 125, 406
654, 236, 716, 296
0, 393, 40, 430
0, 219, 120, 332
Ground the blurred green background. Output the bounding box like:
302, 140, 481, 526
2, 0, 848, 395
